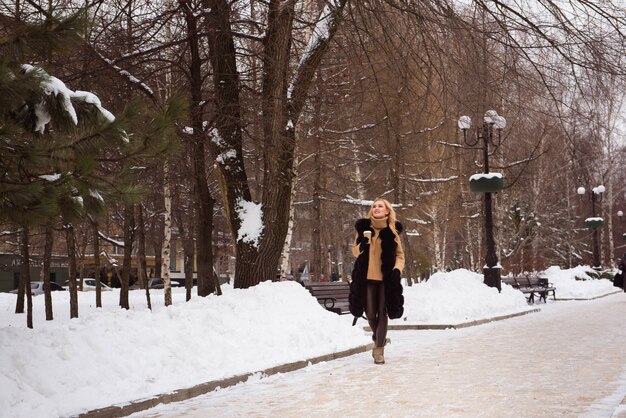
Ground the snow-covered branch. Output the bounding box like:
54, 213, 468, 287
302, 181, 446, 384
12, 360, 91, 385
98, 231, 124, 247
287, 0, 348, 119
93, 50, 156, 100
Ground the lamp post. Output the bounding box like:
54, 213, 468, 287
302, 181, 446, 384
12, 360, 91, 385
458, 110, 506, 292
617, 211, 626, 242
577, 185, 605, 270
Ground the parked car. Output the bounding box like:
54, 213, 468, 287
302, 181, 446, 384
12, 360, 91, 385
82, 278, 113, 291
275, 273, 295, 281
63, 278, 113, 292
148, 278, 182, 289
10, 281, 66, 296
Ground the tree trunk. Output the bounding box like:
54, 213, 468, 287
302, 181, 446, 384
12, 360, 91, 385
21, 227, 33, 328
181, 0, 217, 296
279, 155, 299, 280
135, 204, 151, 310
42, 223, 54, 320
312, 138, 323, 281
120, 204, 134, 309
172, 179, 195, 302
199, 0, 347, 288
93, 221, 102, 308
162, 162, 173, 306
66, 224, 78, 319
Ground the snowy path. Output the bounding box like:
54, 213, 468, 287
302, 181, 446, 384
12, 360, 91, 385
134, 294, 626, 418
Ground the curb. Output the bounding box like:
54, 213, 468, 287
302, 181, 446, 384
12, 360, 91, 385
77, 343, 375, 418
365, 308, 541, 331
556, 290, 622, 301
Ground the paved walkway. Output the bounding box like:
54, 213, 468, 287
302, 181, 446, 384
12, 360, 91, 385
134, 293, 626, 418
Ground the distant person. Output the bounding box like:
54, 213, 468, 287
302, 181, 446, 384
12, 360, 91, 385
614, 255, 625, 290
349, 198, 405, 364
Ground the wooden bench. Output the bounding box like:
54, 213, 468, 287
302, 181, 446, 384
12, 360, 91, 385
304, 281, 351, 315
502, 275, 556, 303
518, 275, 556, 303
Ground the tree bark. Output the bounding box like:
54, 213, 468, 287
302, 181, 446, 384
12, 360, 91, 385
120, 204, 134, 309
196, 0, 347, 288
66, 224, 78, 319
135, 204, 151, 310
162, 162, 173, 306
93, 221, 102, 308
42, 223, 54, 320
172, 179, 195, 302
312, 132, 323, 281
181, 0, 217, 296
21, 227, 33, 328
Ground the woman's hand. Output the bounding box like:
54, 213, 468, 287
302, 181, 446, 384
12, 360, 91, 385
357, 236, 370, 252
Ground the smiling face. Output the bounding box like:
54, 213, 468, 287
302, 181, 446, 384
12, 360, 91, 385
371, 200, 390, 219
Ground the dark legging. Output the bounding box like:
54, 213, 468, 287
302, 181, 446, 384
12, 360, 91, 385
366, 280, 387, 348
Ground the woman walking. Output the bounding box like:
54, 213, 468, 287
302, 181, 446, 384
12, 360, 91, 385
349, 198, 405, 364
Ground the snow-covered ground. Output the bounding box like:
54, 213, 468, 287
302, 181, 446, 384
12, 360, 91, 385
0, 266, 620, 417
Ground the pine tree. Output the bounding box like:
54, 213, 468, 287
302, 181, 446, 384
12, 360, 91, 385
1, 10, 185, 325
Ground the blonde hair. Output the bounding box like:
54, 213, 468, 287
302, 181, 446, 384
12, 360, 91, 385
367, 198, 398, 235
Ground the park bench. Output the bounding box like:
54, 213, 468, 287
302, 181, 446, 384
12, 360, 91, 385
502, 275, 556, 303
517, 275, 556, 303
304, 281, 351, 315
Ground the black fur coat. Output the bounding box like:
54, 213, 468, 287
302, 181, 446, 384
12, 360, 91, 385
349, 218, 404, 320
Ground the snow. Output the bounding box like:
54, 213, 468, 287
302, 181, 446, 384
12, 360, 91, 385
235, 198, 264, 248
469, 172, 503, 181
209, 128, 226, 147
38, 173, 61, 182
0, 267, 620, 417
72, 91, 115, 123
542, 265, 617, 298
585, 217, 604, 222
216, 149, 237, 164
89, 189, 104, 203
22, 64, 116, 132
391, 269, 532, 325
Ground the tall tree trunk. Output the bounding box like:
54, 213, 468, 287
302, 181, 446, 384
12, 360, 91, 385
93, 221, 102, 308
135, 204, 151, 310
21, 227, 33, 328
181, 0, 216, 296
200, 0, 347, 288
14, 268, 25, 314
172, 179, 195, 302
42, 223, 54, 320
313, 136, 323, 281
162, 162, 173, 306
66, 224, 78, 319
192, 137, 216, 297
120, 205, 134, 309
279, 154, 300, 280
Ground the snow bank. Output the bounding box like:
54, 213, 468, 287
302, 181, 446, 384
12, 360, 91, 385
392, 269, 532, 325
0, 282, 366, 417
542, 266, 618, 299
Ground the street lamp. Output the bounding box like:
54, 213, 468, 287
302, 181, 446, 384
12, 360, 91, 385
577, 185, 605, 270
617, 211, 626, 241
458, 110, 506, 292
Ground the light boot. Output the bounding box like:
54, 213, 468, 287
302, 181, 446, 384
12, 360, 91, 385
372, 347, 385, 364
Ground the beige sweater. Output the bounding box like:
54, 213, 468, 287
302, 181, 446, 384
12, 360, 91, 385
351, 217, 405, 281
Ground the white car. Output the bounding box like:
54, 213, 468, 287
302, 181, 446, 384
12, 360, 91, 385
64, 278, 113, 291
9, 281, 66, 296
